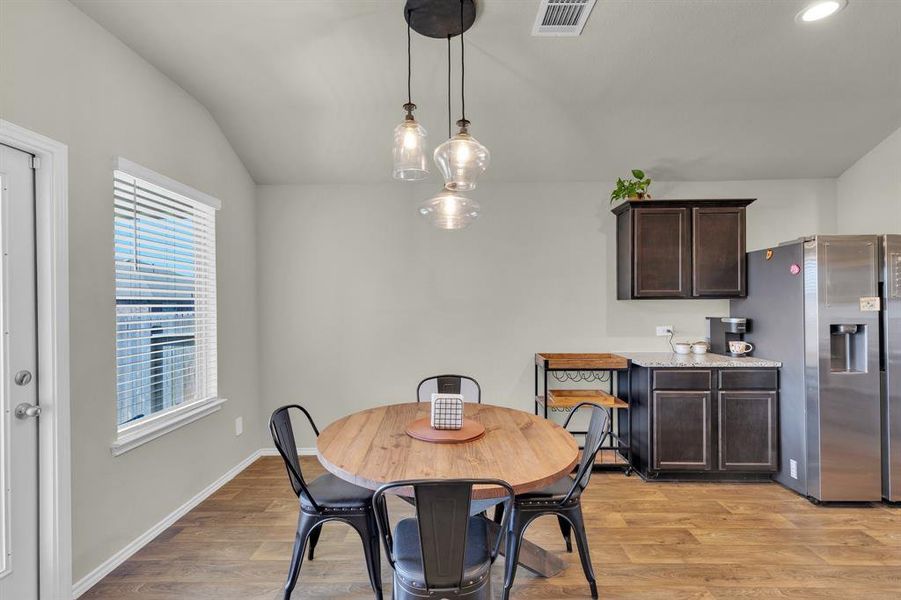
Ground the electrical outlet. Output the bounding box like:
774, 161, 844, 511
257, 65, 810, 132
790, 459, 798, 479
656, 325, 674, 337
235, 416, 243, 437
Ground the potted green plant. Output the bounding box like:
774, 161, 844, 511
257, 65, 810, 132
610, 169, 652, 204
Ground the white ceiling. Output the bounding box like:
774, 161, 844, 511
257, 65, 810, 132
74, 0, 901, 185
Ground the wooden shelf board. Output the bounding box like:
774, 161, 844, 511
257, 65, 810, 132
595, 449, 630, 465
545, 389, 629, 410
535, 353, 629, 370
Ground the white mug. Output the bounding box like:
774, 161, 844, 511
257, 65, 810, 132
674, 342, 692, 354
729, 340, 754, 354
690, 341, 709, 354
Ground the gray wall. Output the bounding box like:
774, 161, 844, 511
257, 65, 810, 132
1, 0, 263, 581
257, 179, 835, 447
836, 124, 901, 234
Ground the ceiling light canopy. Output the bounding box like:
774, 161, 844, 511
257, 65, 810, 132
797, 0, 847, 23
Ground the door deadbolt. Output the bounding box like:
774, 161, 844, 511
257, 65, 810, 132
15, 403, 41, 419
14, 370, 32, 386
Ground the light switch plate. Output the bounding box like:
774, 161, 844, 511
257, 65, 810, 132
235, 416, 243, 436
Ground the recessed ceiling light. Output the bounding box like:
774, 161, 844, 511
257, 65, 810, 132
796, 0, 847, 23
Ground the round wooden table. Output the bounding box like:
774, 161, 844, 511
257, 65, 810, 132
317, 402, 580, 578
317, 402, 579, 499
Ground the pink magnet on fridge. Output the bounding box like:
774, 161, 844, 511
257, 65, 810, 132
789, 263, 801, 275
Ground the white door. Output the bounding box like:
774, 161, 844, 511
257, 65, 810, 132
0, 143, 39, 599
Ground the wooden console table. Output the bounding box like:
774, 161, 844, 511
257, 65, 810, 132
534, 353, 633, 474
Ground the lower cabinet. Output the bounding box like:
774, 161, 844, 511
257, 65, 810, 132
718, 391, 778, 471
631, 366, 779, 480
652, 391, 712, 470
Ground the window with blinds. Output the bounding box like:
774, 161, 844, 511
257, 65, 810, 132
114, 167, 218, 429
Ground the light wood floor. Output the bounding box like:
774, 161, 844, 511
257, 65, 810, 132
82, 456, 901, 600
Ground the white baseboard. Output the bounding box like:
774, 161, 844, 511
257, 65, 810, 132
72, 448, 266, 598
72, 446, 318, 598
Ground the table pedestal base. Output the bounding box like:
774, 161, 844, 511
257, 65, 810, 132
484, 518, 566, 578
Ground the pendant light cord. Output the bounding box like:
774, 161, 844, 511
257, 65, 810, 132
447, 35, 452, 138
460, 0, 466, 123
406, 9, 412, 107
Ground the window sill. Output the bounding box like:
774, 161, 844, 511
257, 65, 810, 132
111, 397, 227, 456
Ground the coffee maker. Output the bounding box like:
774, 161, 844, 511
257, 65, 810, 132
706, 317, 751, 356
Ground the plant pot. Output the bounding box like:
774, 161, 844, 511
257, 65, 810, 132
629, 192, 651, 200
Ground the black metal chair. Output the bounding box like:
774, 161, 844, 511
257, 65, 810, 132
373, 479, 514, 600
416, 374, 481, 403
269, 405, 383, 600
500, 402, 611, 600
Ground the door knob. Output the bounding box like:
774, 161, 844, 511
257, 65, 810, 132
14, 370, 32, 386
15, 403, 41, 419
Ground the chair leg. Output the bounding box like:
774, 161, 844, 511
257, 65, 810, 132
307, 523, 322, 560
566, 504, 598, 599
284, 511, 319, 600
493, 503, 504, 525
501, 509, 527, 600
348, 514, 383, 599
365, 530, 384, 600
557, 515, 572, 552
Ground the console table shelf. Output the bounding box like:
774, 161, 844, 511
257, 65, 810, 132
542, 389, 629, 410
535, 353, 629, 370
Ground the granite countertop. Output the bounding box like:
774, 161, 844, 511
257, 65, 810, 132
616, 351, 781, 368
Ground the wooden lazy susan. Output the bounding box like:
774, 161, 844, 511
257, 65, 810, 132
405, 417, 486, 444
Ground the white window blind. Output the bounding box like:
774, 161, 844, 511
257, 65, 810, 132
114, 167, 218, 429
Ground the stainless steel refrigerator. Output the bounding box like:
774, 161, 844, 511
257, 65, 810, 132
731, 235, 900, 502
883, 235, 901, 502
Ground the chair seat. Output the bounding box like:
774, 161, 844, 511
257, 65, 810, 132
300, 473, 373, 512
393, 516, 491, 588
516, 475, 580, 505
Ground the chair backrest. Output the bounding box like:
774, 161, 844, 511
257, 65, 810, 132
373, 479, 513, 593
562, 402, 611, 501
416, 374, 481, 403
269, 405, 321, 510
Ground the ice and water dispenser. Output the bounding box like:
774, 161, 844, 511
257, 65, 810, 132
830, 323, 867, 373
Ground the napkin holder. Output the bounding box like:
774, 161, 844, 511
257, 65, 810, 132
430, 393, 464, 430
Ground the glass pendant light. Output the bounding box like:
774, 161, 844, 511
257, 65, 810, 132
433, 120, 489, 192
393, 110, 428, 181
392, 11, 428, 181
433, 2, 488, 191
419, 24, 478, 230
418, 188, 481, 230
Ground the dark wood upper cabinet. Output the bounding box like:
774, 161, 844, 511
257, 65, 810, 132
614, 199, 754, 300
634, 208, 691, 298
693, 206, 746, 297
